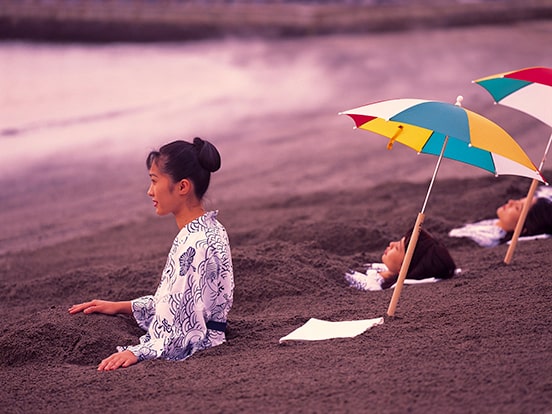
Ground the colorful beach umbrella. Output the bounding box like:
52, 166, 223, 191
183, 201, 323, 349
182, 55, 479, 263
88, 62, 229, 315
340, 97, 546, 317
474, 66, 552, 126
474, 66, 552, 264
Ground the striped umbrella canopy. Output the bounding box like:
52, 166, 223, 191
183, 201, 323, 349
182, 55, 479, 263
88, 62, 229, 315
340, 97, 545, 316
474, 66, 552, 127
341, 97, 544, 182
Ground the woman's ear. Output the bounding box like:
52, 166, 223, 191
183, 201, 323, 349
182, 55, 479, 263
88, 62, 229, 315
178, 179, 192, 196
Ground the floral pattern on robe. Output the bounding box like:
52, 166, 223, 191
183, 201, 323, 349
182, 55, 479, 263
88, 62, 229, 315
117, 210, 234, 361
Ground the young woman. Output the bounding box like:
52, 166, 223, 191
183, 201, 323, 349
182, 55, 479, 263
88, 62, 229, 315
69, 138, 234, 371
345, 227, 456, 291
448, 193, 552, 247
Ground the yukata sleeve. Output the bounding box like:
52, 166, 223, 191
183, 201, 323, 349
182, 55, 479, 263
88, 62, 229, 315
130, 295, 155, 331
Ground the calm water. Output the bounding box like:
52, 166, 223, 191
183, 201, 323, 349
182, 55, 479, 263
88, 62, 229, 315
1, 23, 551, 253
0, 38, 343, 170
1, 24, 551, 179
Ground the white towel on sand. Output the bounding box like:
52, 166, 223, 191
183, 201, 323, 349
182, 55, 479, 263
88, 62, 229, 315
279, 317, 384, 343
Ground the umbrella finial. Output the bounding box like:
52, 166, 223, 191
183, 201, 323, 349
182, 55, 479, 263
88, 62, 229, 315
455, 95, 464, 107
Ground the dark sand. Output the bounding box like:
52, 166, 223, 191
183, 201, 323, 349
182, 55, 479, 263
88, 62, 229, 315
1, 17, 552, 414
1, 168, 552, 413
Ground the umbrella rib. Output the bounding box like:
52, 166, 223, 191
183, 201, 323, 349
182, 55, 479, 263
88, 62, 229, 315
421, 135, 449, 214
539, 133, 552, 170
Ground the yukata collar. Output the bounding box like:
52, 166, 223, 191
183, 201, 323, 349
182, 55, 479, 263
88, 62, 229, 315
182, 210, 219, 233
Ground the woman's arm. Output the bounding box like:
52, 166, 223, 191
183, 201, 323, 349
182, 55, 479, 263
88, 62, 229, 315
68, 299, 132, 315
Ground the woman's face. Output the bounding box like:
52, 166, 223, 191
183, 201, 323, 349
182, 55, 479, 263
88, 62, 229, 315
147, 161, 179, 216
382, 237, 406, 274
496, 197, 535, 231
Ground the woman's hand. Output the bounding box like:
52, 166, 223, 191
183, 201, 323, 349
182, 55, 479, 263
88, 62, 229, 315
68, 300, 131, 315
98, 350, 138, 371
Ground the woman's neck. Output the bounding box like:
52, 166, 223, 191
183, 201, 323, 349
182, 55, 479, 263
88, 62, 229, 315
379, 268, 397, 281
495, 218, 511, 231
175, 205, 206, 229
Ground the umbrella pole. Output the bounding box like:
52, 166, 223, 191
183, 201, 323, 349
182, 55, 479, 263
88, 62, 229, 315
503, 132, 551, 264
387, 212, 425, 317
387, 136, 449, 317
503, 179, 539, 264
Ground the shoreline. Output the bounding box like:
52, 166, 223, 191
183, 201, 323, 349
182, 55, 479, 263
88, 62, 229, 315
1, 1, 552, 42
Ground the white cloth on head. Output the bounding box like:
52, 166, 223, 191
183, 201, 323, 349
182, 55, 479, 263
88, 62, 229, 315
507, 233, 550, 243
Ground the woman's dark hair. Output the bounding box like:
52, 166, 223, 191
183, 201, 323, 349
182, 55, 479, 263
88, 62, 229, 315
523, 198, 552, 236
501, 197, 552, 243
146, 137, 221, 200
404, 227, 456, 280
380, 227, 456, 289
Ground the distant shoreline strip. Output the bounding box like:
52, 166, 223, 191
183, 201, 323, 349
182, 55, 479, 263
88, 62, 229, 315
1, 1, 552, 42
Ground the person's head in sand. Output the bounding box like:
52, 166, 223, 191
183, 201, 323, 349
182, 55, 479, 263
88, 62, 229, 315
496, 197, 552, 244
496, 197, 531, 232
496, 196, 552, 235
380, 227, 456, 289
449, 194, 552, 248
146, 138, 221, 228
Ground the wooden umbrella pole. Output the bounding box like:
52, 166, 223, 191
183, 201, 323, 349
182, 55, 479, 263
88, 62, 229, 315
504, 179, 539, 264
387, 134, 448, 317
504, 133, 551, 265
387, 212, 425, 317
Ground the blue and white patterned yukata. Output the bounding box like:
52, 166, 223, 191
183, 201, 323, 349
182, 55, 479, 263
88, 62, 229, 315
345, 263, 444, 291
345, 263, 387, 291
448, 219, 505, 247
118, 210, 234, 362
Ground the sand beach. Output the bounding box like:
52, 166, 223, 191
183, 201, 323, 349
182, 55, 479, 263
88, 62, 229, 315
0, 6, 551, 413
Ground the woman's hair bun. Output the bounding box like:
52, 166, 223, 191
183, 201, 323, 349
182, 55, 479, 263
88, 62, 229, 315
193, 137, 221, 173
